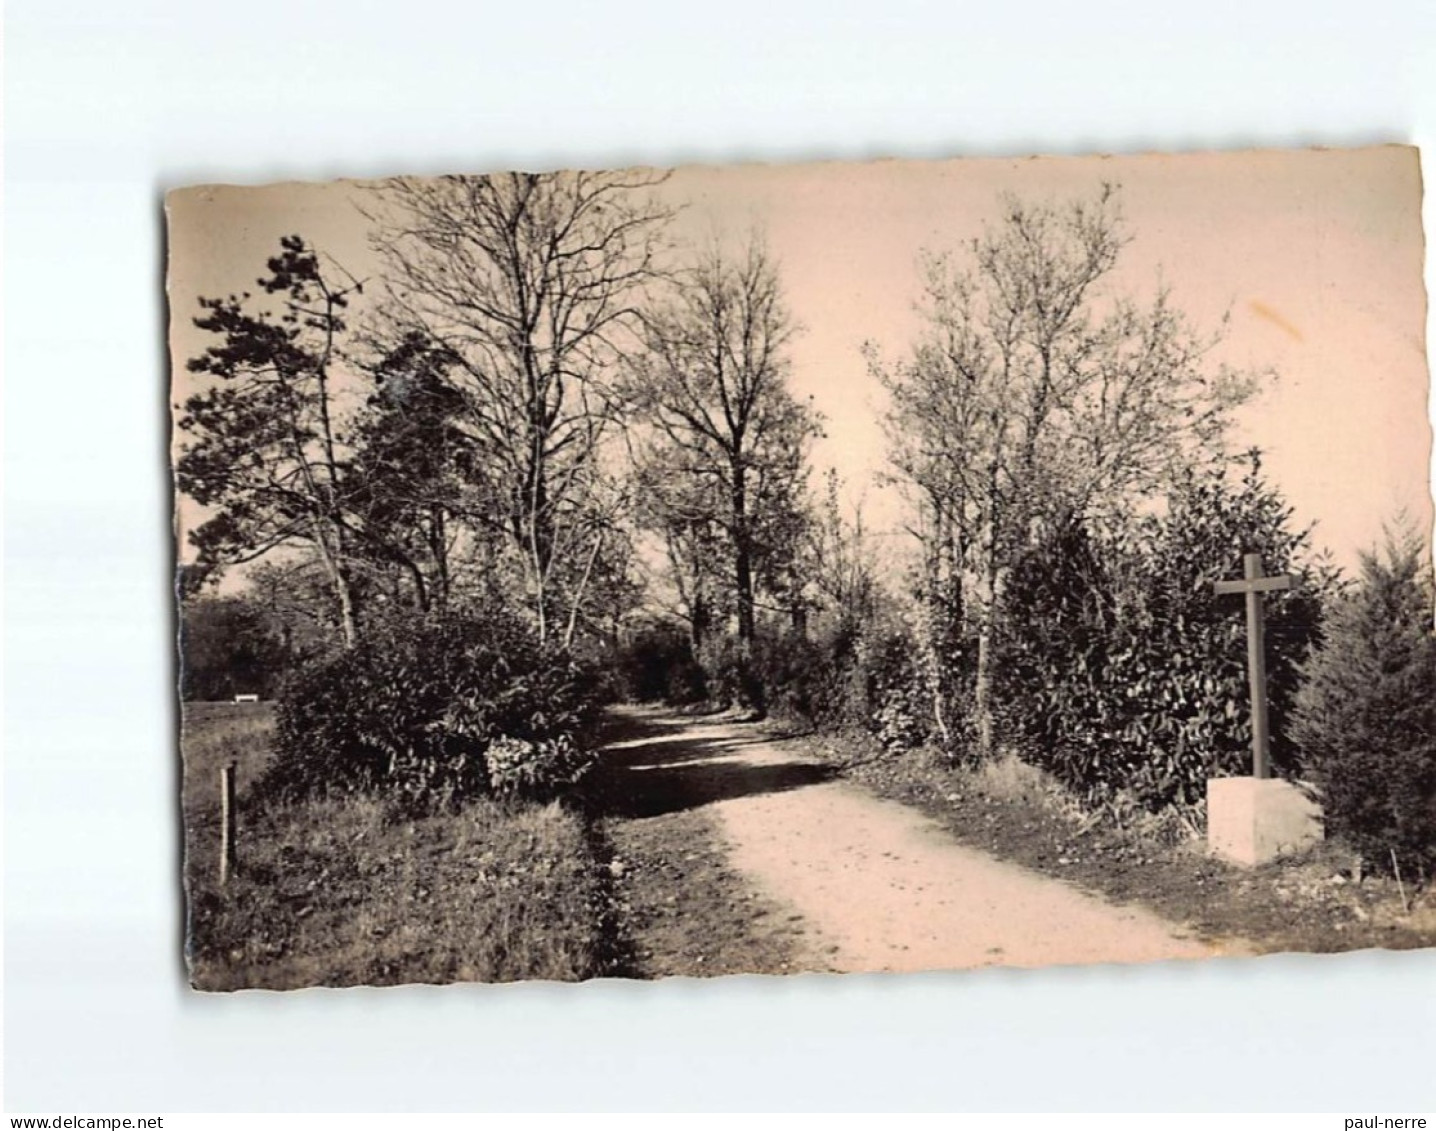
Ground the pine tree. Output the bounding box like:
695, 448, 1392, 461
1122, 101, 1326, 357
1291, 528, 1436, 878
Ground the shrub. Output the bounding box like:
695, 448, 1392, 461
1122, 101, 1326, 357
614, 623, 707, 704
180, 594, 295, 701
1291, 530, 1436, 878
484, 733, 592, 802
750, 630, 823, 719
698, 633, 765, 712
822, 623, 886, 731
867, 627, 933, 753
262, 606, 599, 806
998, 462, 1336, 808
745, 618, 906, 729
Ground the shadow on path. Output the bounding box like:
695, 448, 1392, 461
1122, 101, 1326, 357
586, 707, 836, 820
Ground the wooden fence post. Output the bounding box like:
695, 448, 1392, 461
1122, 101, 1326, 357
220, 761, 238, 886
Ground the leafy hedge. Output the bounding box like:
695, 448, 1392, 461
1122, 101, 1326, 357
999, 466, 1335, 809
614, 622, 707, 704
260, 607, 600, 806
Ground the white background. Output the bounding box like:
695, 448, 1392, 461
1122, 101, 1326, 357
6, 0, 1436, 1113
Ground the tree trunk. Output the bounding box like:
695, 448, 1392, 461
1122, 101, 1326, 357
429, 504, 449, 609
402, 554, 430, 614
562, 528, 605, 650
527, 455, 552, 644
310, 520, 359, 648
730, 463, 765, 714
973, 509, 999, 761
690, 591, 709, 650
732, 467, 756, 649
735, 546, 756, 647
974, 623, 994, 759
333, 563, 359, 648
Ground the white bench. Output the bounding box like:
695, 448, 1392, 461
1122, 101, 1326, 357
233, 694, 260, 704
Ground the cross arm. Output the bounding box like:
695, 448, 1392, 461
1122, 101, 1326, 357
1214, 575, 1294, 596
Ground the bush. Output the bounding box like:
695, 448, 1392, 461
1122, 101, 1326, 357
698, 633, 765, 712
999, 463, 1336, 808
262, 606, 599, 806
865, 627, 936, 753
614, 623, 707, 704
484, 733, 592, 802
749, 630, 824, 720
1292, 531, 1436, 878
180, 594, 295, 700
754, 619, 923, 731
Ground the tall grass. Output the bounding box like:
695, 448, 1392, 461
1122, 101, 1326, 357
181, 701, 276, 808
182, 703, 615, 990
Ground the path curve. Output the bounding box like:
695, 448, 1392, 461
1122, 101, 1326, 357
600, 709, 1244, 974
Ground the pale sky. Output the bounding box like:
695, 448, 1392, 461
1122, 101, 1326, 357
168, 145, 1432, 575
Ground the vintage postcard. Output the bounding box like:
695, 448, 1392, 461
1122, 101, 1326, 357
169, 146, 1434, 991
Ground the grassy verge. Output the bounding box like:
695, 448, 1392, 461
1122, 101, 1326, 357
181, 700, 276, 805
784, 723, 1436, 956
182, 702, 623, 991
600, 807, 830, 978
576, 704, 827, 978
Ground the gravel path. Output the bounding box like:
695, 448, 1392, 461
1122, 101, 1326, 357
600, 709, 1244, 974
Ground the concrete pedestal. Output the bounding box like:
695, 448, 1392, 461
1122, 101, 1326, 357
1207, 776, 1322, 866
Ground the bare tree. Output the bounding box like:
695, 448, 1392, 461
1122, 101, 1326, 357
806, 470, 879, 632
628, 236, 821, 659
365, 170, 672, 642
876, 186, 1256, 757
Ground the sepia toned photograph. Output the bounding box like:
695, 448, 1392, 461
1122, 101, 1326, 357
169, 145, 1435, 992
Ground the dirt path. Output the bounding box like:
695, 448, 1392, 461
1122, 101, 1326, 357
594, 708, 1245, 974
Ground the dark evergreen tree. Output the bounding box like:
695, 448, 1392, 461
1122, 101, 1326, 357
1291, 528, 1436, 878
176, 237, 367, 645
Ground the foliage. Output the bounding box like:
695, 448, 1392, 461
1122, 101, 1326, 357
262, 605, 599, 805
628, 235, 822, 662
483, 734, 592, 803
1292, 529, 1436, 877
367, 171, 671, 644
179, 594, 298, 701
870, 648, 931, 754
697, 633, 765, 711
176, 236, 368, 645
999, 459, 1336, 808
875, 186, 1258, 756
614, 621, 708, 704
346, 331, 482, 614
750, 631, 831, 721
805, 471, 879, 630
243, 559, 349, 657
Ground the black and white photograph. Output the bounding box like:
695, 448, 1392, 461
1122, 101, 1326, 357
10, 0, 1436, 1113
169, 146, 1435, 992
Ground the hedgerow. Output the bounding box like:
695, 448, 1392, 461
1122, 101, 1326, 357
998, 465, 1336, 808
261, 606, 600, 806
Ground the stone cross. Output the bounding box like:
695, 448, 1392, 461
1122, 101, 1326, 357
1214, 552, 1293, 779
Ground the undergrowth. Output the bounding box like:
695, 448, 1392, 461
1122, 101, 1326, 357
183, 702, 622, 990
186, 795, 615, 990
